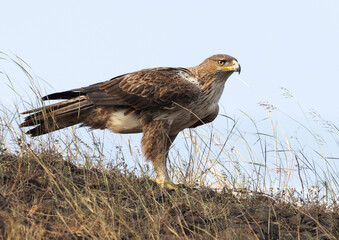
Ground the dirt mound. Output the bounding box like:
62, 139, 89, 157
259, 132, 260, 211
1, 150, 338, 239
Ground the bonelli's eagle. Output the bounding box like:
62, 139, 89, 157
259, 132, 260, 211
20, 54, 241, 188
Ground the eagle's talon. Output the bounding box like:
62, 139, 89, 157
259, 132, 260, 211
149, 178, 178, 190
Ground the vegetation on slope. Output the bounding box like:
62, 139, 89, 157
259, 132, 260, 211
0, 144, 338, 239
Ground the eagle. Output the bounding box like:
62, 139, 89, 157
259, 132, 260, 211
20, 54, 241, 188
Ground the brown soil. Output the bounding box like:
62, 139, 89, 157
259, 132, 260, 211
0, 149, 338, 239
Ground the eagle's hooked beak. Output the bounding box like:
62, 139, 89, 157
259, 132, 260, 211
221, 59, 241, 74
234, 60, 241, 74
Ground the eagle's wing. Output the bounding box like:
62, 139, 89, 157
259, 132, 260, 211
43, 67, 201, 111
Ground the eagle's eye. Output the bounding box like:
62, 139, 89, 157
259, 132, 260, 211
218, 60, 226, 66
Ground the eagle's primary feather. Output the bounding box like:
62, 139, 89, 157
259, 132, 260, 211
20, 54, 241, 188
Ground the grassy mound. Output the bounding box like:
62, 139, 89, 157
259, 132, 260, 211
1, 146, 338, 240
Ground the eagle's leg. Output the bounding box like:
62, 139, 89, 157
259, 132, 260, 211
141, 120, 177, 188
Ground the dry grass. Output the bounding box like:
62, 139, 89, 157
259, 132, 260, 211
0, 142, 338, 240
0, 52, 338, 239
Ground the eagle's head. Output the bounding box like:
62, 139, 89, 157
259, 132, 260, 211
191, 54, 241, 88
204, 54, 241, 74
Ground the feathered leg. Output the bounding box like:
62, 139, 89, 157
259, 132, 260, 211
141, 120, 177, 188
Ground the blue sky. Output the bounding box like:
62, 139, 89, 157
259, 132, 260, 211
1, 1, 338, 119
1, 1, 338, 188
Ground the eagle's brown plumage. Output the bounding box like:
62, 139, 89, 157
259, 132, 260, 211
20, 54, 241, 188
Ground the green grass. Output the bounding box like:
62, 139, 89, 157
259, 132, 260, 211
0, 52, 338, 239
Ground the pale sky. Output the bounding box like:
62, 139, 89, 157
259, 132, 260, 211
1, 1, 338, 187
1, 1, 339, 118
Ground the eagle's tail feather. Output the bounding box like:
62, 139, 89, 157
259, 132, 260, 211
20, 96, 94, 136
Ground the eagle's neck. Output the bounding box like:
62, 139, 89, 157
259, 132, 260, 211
188, 66, 233, 91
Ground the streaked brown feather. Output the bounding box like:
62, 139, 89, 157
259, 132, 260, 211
95, 67, 201, 110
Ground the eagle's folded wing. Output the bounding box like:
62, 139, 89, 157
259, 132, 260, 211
92, 67, 201, 110
43, 67, 201, 111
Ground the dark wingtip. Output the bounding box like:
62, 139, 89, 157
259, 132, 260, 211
42, 91, 84, 100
